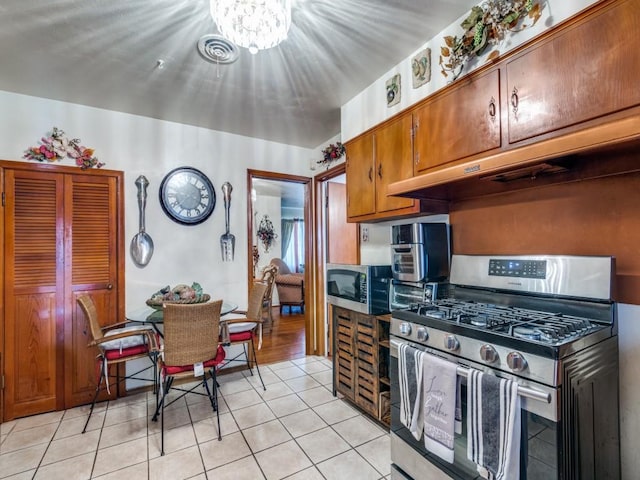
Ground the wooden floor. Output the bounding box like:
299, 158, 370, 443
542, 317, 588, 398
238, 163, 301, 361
255, 306, 306, 365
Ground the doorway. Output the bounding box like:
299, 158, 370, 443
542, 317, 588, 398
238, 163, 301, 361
247, 170, 314, 358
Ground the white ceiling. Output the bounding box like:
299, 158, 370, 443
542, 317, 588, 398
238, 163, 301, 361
0, 0, 477, 148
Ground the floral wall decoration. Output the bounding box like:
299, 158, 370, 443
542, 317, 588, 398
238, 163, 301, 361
385, 73, 401, 107
257, 214, 278, 252
23, 126, 104, 170
412, 48, 431, 89
439, 0, 544, 80
318, 141, 345, 168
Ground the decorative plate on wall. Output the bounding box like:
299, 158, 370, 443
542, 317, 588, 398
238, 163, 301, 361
159, 167, 216, 225
386, 73, 401, 107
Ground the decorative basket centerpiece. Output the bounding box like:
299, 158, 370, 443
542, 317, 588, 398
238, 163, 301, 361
146, 282, 210, 309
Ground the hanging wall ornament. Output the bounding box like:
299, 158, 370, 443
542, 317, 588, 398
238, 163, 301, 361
257, 215, 277, 252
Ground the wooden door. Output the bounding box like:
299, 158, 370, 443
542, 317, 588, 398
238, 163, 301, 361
326, 181, 358, 265
507, 0, 640, 144
345, 133, 375, 218
3, 169, 64, 419
64, 174, 120, 408
414, 68, 501, 173
374, 113, 416, 213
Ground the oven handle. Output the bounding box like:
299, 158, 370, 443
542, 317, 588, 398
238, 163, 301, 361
390, 338, 551, 404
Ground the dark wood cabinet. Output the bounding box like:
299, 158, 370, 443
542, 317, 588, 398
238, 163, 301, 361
414, 68, 502, 173
1, 162, 124, 420
332, 306, 390, 425
345, 113, 420, 222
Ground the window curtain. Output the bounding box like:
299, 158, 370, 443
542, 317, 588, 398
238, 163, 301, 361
282, 218, 304, 272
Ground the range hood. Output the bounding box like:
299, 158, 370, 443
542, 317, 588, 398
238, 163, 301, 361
388, 112, 640, 202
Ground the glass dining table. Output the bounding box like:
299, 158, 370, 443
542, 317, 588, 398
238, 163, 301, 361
126, 301, 238, 343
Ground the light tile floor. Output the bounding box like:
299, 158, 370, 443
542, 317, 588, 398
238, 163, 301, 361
0, 356, 391, 480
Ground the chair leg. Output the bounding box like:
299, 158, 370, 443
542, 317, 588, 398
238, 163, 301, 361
83, 357, 106, 434
250, 338, 266, 391
211, 368, 222, 441
242, 343, 253, 373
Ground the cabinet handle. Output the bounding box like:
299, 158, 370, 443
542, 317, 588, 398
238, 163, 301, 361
489, 96, 496, 119
378, 164, 382, 179
107, 283, 113, 290
511, 87, 519, 115
368, 167, 373, 182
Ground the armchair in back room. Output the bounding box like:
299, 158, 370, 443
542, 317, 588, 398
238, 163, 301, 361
269, 258, 304, 314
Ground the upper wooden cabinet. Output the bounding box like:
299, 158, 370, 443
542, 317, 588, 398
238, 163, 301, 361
506, 0, 640, 145
345, 132, 375, 218
374, 114, 415, 213
346, 113, 420, 222
414, 68, 502, 173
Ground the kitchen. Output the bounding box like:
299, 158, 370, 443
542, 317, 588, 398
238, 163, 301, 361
1, 0, 640, 479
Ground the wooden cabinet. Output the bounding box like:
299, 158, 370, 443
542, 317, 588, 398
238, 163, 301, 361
414, 68, 502, 173
345, 132, 375, 218
1, 162, 124, 420
345, 113, 420, 222
332, 306, 390, 425
506, 0, 640, 145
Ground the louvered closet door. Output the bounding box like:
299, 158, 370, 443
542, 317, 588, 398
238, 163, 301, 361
64, 174, 119, 408
4, 170, 64, 419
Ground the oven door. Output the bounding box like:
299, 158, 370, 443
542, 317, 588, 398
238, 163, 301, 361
389, 337, 560, 480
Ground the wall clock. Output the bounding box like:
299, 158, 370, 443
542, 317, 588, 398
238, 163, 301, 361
159, 167, 216, 225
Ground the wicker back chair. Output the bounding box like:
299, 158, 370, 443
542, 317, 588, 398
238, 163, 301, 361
223, 282, 269, 390
153, 300, 226, 455
77, 294, 159, 434
260, 263, 278, 331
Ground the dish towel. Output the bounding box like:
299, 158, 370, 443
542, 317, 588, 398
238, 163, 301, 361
467, 369, 521, 480
398, 343, 426, 440
422, 353, 459, 463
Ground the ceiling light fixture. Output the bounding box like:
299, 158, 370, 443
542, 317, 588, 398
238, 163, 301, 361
210, 0, 291, 55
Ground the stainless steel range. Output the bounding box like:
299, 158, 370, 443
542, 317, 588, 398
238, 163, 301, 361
390, 255, 620, 480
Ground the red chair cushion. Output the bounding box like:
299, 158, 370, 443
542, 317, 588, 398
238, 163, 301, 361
103, 344, 149, 360
229, 331, 254, 342
164, 345, 226, 376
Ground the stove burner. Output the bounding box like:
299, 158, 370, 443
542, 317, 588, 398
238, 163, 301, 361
470, 314, 488, 328
512, 326, 542, 340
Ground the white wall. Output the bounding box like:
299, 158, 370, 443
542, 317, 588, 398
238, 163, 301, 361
0, 90, 315, 313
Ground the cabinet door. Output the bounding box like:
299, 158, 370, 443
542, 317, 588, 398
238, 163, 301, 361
3, 170, 64, 419
64, 174, 120, 408
507, 0, 640, 144
353, 312, 378, 417
374, 114, 416, 213
415, 68, 501, 173
334, 307, 356, 400
345, 133, 375, 218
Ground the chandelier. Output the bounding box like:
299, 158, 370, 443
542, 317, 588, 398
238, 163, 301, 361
210, 0, 292, 55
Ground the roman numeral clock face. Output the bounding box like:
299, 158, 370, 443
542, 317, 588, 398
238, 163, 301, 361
159, 167, 216, 225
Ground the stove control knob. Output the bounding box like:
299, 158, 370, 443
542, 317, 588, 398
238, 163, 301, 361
507, 352, 528, 372
480, 345, 499, 363
399, 322, 412, 336
444, 335, 460, 351
416, 327, 429, 342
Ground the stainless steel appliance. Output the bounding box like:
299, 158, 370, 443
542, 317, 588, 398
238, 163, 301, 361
326, 264, 392, 314
391, 223, 450, 283
390, 254, 620, 480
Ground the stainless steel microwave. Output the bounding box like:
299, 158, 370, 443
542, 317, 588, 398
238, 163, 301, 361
326, 264, 392, 314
